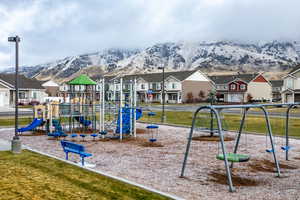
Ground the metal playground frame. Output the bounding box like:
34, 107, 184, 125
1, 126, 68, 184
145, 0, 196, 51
180, 103, 300, 192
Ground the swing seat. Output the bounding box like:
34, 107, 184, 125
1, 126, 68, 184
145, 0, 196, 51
149, 138, 157, 142
99, 130, 108, 135
266, 149, 274, 153
71, 134, 78, 138
216, 153, 250, 162
281, 146, 291, 151
146, 125, 159, 129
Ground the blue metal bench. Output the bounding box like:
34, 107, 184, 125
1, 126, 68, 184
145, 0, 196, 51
60, 140, 92, 166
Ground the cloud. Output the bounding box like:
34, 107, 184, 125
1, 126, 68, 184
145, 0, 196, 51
0, 0, 299, 68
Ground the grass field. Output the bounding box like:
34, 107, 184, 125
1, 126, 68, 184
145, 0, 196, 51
140, 111, 300, 137
0, 150, 170, 200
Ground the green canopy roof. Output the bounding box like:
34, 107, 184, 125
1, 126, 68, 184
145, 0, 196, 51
67, 74, 97, 85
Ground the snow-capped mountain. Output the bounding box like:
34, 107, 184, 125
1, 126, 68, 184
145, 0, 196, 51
2, 41, 300, 81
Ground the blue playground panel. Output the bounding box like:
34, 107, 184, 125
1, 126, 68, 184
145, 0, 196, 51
115, 108, 142, 134
74, 116, 92, 127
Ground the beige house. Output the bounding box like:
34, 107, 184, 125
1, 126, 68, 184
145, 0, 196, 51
0, 74, 47, 106
281, 66, 300, 103
210, 73, 272, 103
104, 70, 214, 103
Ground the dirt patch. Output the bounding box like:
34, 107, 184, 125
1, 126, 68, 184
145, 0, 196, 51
20, 131, 46, 136
192, 135, 235, 142
294, 157, 300, 160
208, 171, 262, 186
140, 142, 164, 147
247, 159, 298, 173
136, 128, 147, 134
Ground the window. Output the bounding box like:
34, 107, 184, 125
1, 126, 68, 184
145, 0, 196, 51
141, 84, 145, 89
287, 79, 293, 89
157, 83, 161, 90
19, 91, 26, 99
240, 84, 246, 90
172, 83, 176, 89
152, 83, 157, 90
230, 84, 236, 90
32, 92, 37, 99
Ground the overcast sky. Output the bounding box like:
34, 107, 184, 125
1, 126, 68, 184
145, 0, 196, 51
1, 0, 300, 68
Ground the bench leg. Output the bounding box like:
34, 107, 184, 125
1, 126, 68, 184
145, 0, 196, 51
66, 152, 69, 160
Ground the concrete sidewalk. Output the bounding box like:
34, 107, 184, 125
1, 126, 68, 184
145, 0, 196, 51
0, 139, 11, 151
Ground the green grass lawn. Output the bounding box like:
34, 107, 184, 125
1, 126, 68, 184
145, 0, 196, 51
0, 150, 171, 200
0, 117, 34, 127
140, 111, 300, 137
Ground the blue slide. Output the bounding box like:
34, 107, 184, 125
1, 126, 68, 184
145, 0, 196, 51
18, 118, 44, 132
116, 108, 142, 134
74, 116, 92, 127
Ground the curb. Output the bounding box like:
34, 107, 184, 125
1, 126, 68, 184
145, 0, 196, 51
23, 145, 184, 200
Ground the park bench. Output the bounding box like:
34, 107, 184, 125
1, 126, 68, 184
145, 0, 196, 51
60, 140, 92, 166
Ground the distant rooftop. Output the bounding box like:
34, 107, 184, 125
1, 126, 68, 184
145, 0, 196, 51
209, 73, 259, 84
0, 73, 44, 89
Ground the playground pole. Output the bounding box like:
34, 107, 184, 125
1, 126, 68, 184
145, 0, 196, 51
134, 78, 137, 138
120, 78, 123, 141
102, 79, 105, 136
8, 35, 21, 154
129, 80, 133, 136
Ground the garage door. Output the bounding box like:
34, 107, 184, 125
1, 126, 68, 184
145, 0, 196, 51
228, 93, 243, 103
295, 94, 300, 103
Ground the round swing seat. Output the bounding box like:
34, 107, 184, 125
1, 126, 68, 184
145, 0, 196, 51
216, 153, 250, 162
281, 146, 291, 151
149, 138, 157, 142
146, 125, 159, 129
266, 149, 274, 153
91, 133, 98, 138
99, 130, 107, 135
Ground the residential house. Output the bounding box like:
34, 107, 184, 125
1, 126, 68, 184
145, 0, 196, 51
42, 80, 60, 97
0, 74, 47, 106
270, 80, 283, 101
209, 73, 272, 103
103, 70, 214, 103
281, 66, 300, 103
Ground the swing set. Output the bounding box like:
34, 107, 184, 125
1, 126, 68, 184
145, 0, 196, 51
180, 103, 299, 192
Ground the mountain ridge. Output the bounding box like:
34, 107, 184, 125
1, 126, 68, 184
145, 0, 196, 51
2, 40, 300, 82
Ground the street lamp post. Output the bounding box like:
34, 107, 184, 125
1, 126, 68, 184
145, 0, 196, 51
158, 65, 166, 123
8, 35, 22, 154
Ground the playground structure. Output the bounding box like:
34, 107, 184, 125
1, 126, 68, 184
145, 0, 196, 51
18, 74, 142, 141
181, 102, 300, 192
98, 76, 142, 141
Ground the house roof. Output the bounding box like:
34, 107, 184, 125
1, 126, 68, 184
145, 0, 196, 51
102, 70, 198, 82
0, 73, 44, 89
209, 73, 259, 84
270, 80, 283, 87
68, 74, 97, 85
42, 80, 59, 87
288, 65, 300, 75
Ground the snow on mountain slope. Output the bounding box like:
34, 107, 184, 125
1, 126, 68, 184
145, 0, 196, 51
2, 40, 299, 81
